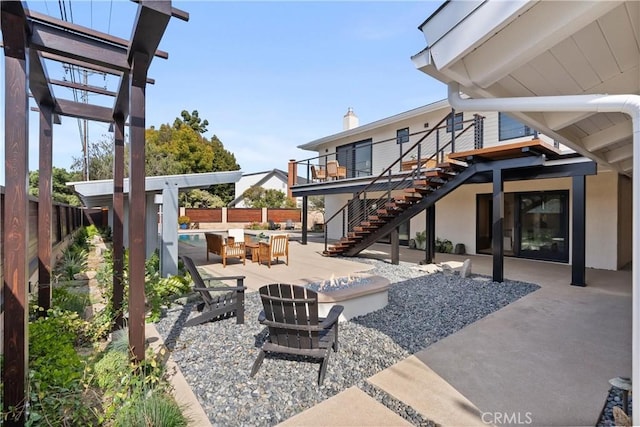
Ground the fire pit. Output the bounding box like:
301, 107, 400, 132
306, 273, 390, 322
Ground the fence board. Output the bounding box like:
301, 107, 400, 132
227, 208, 261, 223
185, 208, 222, 223
267, 209, 301, 223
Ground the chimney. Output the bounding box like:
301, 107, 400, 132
342, 107, 359, 130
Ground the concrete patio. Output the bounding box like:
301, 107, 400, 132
174, 235, 631, 426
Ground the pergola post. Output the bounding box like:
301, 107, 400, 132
2, 5, 30, 423
128, 51, 150, 362
38, 103, 54, 314
112, 114, 126, 329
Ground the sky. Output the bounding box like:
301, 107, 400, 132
1, 0, 448, 181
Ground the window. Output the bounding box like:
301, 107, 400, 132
336, 139, 372, 178
499, 112, 535, 141
396, 128, 409, 144
446, 112, 463, 133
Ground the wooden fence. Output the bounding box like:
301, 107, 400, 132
0, 190, 86, 306
184, 207, 301, 226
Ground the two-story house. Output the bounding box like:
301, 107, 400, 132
291, 102, 630, 279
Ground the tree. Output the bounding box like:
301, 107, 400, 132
242, 186, 296, 208
71, 135, 123, 181
179, 189, 225, 208
173, 110, 209, 134
29, 167, 83, 206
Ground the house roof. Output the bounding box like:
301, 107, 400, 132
412, 1, 639, 175
227, 168, 308, 207
68, 171, 242, 207
298, 99, 450, 151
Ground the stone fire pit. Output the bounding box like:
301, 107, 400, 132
306, 273, 391, 322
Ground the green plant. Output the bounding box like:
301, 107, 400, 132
52, 285, 89, 316
436, 237, 453, 253
27, 310, 97, 426
178, 215, 190, 225
55, 245, 89, 280
414, 230, 427, 249
113, 390, 188, 427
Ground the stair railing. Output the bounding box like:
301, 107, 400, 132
323, 112, 483, 252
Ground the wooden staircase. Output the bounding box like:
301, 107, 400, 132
324, 160, 470, 257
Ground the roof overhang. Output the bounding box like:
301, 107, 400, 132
413, 0, 639, 176
68, 171, 242, 207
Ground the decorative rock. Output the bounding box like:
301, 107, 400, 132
460, 259, 472, 278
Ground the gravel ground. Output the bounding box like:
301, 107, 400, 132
597, 387, 633, 426
155, 258, 539, 426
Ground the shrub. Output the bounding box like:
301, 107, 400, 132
52, 285, 89, 316
436, 237, 453, 253
55, 245, 88, 280
113, 390, 188, 427
27, 310, 97, 426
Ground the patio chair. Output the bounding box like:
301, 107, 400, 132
258, 234, 289, 268
284, 219, 295, 230
205, 232, 246, 267
311, 165, 327, 182
250, 283, 344, 385
181, 256, 246, 326
326, 160, 346, 180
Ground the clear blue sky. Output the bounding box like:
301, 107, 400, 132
1, 1, 447, 180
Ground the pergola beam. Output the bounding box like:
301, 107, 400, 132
50, 78, 117, 97
40, 52, 156, 85
55, 99, 114, 123
30, 21, 130, 72
25, 8, 170, 59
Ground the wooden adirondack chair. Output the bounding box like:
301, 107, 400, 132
250, 283, 344, 385
181, 256, 246, 326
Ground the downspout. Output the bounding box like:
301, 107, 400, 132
448, 82, 640, 425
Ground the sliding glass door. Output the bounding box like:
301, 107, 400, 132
476, 190, 569, 262
518, 191, 569, 262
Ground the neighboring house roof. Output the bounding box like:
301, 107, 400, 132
298, 99, 450, 151
227, 168, 308, 207
68, 171, 242, 207
412, 1, 639, 176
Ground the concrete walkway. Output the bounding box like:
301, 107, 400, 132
175, 235, 631, 426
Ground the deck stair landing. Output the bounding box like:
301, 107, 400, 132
324, 140, 557, 257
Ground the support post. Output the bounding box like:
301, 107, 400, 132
571, 175, 586, 286
2, 7, 30, 423
112, 115, 125, 329
492, 167, 504, 282
390, 227, 400, 265
425, 205, 436, 263
128, 52, 149, 362
161, 183, 179, 277
301, 195, 308, 245
38, 103, 53, 314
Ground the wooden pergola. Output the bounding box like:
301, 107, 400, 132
1, 1, 188, 423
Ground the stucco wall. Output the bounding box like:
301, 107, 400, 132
408, 171, 621, 270
618, 175, 632, 269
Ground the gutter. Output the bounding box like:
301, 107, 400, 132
448, 82, 640, 426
